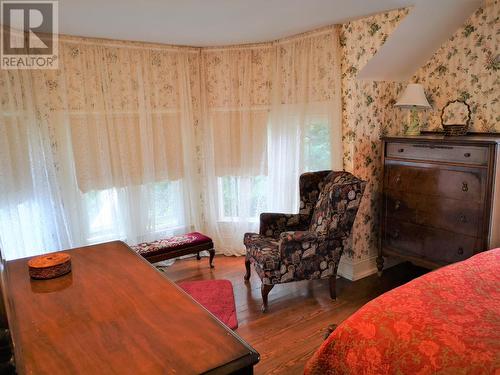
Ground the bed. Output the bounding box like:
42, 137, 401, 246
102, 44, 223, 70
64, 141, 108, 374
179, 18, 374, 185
305, 248, 500, 375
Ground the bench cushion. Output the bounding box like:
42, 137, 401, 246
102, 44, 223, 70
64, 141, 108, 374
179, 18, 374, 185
132, 232, 213, 258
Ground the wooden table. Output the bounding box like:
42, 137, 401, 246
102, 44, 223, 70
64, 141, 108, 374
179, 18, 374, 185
1, 241, 259, 374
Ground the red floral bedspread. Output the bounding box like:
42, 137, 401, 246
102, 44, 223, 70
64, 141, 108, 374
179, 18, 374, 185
305, 249, 500, 375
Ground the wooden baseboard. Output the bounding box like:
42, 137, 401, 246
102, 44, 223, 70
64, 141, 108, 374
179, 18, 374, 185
338, 254, 402, 281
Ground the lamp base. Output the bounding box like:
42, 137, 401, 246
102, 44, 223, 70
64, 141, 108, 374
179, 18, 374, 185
405, 128, 421, 136
404, 108, 421, 136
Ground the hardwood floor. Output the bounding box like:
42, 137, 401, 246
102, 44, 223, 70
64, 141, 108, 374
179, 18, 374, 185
161, 255, 426, 375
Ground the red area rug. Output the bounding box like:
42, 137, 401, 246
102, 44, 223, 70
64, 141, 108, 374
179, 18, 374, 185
178, 279, 238, 330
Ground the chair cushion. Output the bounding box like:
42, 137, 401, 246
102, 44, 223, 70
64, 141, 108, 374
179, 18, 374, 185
132, 232, 212, 258
244, 233, 281, 271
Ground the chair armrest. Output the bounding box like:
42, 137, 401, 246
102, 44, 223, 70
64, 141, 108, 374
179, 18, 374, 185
279, 231, 318, 243
259, 213, 309, 238
279, 231, 320, 261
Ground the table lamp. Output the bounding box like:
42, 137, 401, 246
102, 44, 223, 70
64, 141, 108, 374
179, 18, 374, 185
395, 83, 431, 135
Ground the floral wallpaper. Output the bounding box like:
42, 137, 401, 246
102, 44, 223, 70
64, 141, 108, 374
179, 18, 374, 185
340, 0, 499, 262
416, 0, 499, 132
340, 9, 407, 260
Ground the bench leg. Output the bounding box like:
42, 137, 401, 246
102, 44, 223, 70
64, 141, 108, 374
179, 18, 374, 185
209, 249, 215, 268
196, 252, 201, 260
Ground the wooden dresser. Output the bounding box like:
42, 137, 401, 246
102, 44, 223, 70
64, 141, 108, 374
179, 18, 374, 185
377, 134, 500, 272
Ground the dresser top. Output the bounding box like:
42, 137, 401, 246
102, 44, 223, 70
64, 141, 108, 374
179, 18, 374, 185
382, 134, 500, 145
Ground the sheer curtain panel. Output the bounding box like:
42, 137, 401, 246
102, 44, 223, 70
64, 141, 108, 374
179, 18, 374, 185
0, 38, 201, 260
0, 27, 342, 260
201, 26, 343, 256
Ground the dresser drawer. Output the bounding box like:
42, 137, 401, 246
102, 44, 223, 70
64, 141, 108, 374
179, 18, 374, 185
383, 220, 424, 257
384, 190, 483, 237
385, 163, 486, 202
386, 142, 489, 165
422, 230, 478, 264
383, 220, 478, 264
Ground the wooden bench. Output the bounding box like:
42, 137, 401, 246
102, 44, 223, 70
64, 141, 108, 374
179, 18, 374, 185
132, 232, 215, 268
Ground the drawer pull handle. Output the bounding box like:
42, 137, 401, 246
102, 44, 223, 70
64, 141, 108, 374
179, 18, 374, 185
394, 200, 401, 210
464, 152, 471, 158
392, 230, 400, 239
395, 174, 402, 184
398, 148, 404, 153
459, 214, 467, 223
457, 247, 464, 255
462, 182, 468, 192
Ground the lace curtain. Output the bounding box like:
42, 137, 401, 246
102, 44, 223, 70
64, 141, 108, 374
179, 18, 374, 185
0, 26, 342, 260
0, 69, 72, 259
201, 27, 343, 255
0, 38, 201, 260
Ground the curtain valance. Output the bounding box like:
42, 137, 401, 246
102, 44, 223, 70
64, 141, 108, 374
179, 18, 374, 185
57, 43, 192, 192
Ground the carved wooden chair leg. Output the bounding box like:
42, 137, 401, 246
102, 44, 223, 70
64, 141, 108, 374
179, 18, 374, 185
329, 276, 337, 300
208, 249, 215, 268
196, 252, 201, 260
261, 284, 274, 313
244, 259, 251, 281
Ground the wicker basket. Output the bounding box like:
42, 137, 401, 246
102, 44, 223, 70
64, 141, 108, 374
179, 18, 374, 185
443, 124, 468, 136
441, 100, 471, 136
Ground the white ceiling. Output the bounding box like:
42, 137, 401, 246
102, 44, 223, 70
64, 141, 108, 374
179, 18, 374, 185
55, 0, 415, 46
8, 0, 479, 80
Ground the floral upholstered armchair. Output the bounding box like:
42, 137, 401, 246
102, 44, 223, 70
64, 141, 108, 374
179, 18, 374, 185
243, 171, 366, 312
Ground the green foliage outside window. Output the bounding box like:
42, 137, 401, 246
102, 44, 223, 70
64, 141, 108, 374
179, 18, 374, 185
303, 121, 331, 172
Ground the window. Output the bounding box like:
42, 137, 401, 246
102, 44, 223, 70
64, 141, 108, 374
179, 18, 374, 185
0, 200, 49, 259
303, 119, 331, 172
152, 180, 185, 231
215, 118, 332, 222
83, 180, 185, 243
217, 175, 267, 221
84, 188, 123, 243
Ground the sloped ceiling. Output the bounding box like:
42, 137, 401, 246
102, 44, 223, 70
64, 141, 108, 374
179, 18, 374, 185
358, 0, 484, 81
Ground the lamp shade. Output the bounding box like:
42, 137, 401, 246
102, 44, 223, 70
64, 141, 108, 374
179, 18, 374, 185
395, 83, 431, 109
